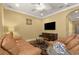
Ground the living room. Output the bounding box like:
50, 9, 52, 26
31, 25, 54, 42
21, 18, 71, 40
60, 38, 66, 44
1, 3, 79, 39
0, 3, 79, 55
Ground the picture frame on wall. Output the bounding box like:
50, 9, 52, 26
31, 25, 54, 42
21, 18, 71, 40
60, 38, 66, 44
26, 18, 32, 25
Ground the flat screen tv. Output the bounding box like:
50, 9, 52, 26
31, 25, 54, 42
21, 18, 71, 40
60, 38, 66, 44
44, 22, 56, 30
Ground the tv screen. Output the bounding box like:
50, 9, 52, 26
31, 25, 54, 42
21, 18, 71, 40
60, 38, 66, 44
44, 22, 56, 30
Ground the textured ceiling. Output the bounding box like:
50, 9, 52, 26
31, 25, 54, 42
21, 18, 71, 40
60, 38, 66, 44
68, 9, 79, 21
3, 3, 77, 18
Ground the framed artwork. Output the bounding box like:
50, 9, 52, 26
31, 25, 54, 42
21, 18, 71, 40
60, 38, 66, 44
26, 18, 32, 25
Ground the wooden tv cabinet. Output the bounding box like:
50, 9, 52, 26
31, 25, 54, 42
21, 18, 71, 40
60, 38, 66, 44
39, 33, 58, 41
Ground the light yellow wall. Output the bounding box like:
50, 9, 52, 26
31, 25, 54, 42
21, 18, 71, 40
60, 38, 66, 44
3, 4, 79, 39
42, 6, 79, 38
42, 12, 68, 38
0, 5, 4, 35
68, 21, 74, 35
4, 9, 42, 40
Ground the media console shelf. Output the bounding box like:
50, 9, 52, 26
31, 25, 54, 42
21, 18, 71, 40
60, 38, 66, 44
39, 33, 58, 41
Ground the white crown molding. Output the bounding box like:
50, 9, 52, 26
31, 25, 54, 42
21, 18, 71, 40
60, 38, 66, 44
4, 6, 42, 19
42, 4, 79, 19
4, 4, 79, 19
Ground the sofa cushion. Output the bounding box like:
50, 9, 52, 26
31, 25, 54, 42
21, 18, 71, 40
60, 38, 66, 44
0, 34, 7, 46
0, 47, 9, 55
58, 37, 67, 45
2, 32, 19, 55
0, 34, 10, 55
58, 34, 76, 45
69, 45, 79, 55
18, 47, 41, 55
66, 35, 79, 50
65, 34, 76, 44
15, 37, 41, 55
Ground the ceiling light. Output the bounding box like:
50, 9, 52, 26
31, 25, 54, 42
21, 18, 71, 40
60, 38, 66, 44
35, 3, 46, 11
15, 4, 20, 7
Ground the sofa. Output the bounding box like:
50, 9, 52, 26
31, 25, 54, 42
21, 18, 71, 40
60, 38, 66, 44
0, 32, 79, 55
0, 32, 42, 55
48, 34, 79, 55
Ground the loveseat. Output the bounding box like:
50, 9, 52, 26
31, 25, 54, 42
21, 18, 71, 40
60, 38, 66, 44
47, 34, 79, 55
0, 32, 42, 55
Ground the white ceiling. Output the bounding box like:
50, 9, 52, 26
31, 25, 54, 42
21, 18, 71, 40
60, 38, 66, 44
3, 3, 78, 19
68, 9, 79, 21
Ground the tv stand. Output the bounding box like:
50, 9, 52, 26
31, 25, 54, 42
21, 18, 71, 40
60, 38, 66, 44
39, 32, 58, 41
